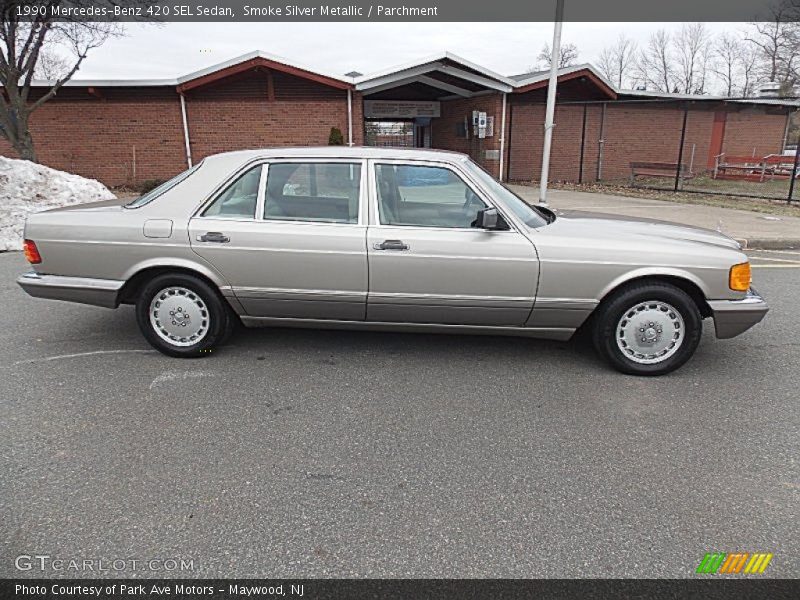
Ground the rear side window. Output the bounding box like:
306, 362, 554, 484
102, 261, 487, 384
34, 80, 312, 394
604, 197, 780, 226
202, 165, 262, 218
264, 162, 361, 224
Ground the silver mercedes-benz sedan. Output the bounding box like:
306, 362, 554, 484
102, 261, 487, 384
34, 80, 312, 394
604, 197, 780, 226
17, 147, 768, 375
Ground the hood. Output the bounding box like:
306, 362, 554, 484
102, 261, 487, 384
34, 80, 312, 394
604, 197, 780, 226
41, 198, 127, 213
549, 210, 742, 251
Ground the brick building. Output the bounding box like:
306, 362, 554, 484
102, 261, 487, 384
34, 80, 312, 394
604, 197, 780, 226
1, 50, 797, 187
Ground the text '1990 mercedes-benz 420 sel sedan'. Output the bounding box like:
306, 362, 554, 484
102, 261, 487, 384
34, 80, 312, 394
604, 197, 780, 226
18, 147, 768, 375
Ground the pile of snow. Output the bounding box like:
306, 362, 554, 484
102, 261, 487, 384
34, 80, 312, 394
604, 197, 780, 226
0, 157, 116, 251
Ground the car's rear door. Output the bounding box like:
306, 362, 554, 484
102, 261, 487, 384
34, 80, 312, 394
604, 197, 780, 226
189, 159, 368, 320
365, 160, 538, 326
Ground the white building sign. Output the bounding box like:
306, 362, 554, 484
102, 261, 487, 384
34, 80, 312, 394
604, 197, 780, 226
364, 100, 441, 119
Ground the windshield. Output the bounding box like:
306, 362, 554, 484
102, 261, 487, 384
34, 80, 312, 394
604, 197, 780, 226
126, 162, 202, 208
466, 160, 552, 228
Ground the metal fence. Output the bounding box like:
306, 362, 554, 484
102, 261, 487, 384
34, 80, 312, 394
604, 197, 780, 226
624, 104, 800, 203
508, 99, 800, 203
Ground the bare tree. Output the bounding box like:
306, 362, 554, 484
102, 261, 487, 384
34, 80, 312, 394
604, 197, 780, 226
0, 1, 139, 161
537, 42, 580, 70
33, 49, 69, 80
711, 32, 741, 96
740, 45, 761, 97
674, 23, 711, 94
635, 29, 673, 92
745, 1, 800, 90
597, 34, 637, 89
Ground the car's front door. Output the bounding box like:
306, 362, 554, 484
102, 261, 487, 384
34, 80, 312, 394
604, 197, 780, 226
189, 159, 368, 320
366, 160, 539, 326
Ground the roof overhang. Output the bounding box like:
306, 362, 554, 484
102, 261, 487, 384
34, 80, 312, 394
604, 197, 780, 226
176, 50, 351, 92
513, 65, 617, 99
356, 52, 514, 96
617, 88, 800, 109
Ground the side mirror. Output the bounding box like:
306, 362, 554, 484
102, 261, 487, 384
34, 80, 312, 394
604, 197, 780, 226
475, 207, 508, 230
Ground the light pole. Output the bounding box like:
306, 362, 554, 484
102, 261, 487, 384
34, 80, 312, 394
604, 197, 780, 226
538, 0, 564, 206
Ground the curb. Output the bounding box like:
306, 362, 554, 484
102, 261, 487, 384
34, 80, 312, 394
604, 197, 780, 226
735, 238, 800, 250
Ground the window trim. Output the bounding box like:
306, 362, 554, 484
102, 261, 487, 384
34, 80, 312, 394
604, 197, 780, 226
259, 159, 366, 226
198, 163, 264, 220
192, 158, 367, 227
368, 158, 518, 233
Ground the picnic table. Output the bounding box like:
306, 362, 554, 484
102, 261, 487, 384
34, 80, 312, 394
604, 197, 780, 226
713, 153, 798, 182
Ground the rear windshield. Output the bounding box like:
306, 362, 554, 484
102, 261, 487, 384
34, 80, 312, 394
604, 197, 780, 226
126, 162, 202, 208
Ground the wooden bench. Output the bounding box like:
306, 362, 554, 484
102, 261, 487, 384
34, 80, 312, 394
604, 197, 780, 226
629, 162, 692, 186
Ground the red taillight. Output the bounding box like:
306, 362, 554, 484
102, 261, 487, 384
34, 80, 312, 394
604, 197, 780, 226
23, 239, 42, 264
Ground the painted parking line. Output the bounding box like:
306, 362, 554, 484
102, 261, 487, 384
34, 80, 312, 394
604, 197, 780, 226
751, 263, 800, 268
749, 249, 800, 255
747, 256, 800, 263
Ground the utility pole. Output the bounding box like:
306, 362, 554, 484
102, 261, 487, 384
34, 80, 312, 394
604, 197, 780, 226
538, 0, 564, 206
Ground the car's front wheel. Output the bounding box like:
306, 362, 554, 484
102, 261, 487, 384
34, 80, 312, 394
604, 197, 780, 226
135, 273, 233, 358
592, 282, 703, 376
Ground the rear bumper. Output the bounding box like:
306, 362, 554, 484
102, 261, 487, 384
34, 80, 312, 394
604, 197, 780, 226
707, 288, 769, 339
17, 271, 123, 309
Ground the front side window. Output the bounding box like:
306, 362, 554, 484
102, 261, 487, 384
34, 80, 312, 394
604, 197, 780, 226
202, 165, 262, 218
375, 164, 487, 228
264, 162, 361, 223
466, 159, 551, 228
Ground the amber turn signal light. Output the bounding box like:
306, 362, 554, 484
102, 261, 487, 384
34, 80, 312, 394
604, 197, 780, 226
729, 262, 751, 292
23, 239, 42, 264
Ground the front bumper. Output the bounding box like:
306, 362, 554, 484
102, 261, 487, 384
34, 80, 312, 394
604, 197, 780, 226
707, 288, 769, 339
17, 271, 124, 309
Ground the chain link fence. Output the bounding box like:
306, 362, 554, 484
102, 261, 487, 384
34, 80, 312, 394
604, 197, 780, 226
507, 99, 799, 203
629, 105, 798, 202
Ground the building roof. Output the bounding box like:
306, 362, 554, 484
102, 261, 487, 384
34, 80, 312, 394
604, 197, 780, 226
617, 87, 800, 107
23, 50, 352, 90
510, 63, 616, 98
11, 49, 800, 108
355, 51, 516, 93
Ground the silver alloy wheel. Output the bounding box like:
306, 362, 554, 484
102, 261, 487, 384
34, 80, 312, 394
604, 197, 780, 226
149, 286, 209, 347
615, 300, 685, 365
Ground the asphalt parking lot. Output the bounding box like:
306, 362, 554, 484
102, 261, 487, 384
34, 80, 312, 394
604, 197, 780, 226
1, 250, 798, 578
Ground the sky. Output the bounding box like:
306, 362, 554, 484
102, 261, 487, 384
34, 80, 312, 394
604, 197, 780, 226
69, 21, 745, 82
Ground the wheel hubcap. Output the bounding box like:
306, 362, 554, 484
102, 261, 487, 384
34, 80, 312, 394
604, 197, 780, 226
149, 286, 209, 347
616, 300, 685, 365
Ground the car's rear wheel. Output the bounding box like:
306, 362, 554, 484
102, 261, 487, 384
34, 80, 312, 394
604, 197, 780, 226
592, 282, 702, 375
135, 273, 233, 358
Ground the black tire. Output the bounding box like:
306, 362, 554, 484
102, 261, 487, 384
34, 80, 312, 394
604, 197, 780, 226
135, 273, 233, 358
591, 282, 702, 376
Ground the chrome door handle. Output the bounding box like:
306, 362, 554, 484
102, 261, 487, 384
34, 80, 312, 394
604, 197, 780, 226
197, 231, 230, 243
374, 240, 409, 251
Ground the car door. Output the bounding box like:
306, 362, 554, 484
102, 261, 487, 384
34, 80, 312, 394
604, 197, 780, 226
366, 160, 538, 326
189, 159, 368, 320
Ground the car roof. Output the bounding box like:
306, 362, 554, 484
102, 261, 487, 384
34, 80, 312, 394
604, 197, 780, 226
201, 146, 471, 168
